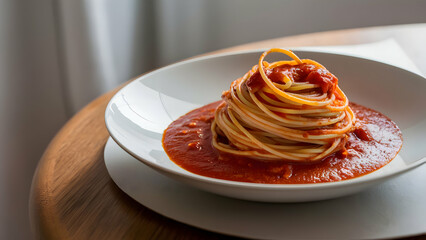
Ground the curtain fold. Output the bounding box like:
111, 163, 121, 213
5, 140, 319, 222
57, 0, 157, 113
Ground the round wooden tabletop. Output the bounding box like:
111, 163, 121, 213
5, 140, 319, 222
30, 24, 426, 240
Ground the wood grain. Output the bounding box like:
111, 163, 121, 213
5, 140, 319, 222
30, 24, 426, 240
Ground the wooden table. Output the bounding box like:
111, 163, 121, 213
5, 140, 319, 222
30, 24, 426, 240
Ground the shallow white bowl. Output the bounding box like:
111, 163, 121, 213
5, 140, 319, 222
105, 49, 426, 202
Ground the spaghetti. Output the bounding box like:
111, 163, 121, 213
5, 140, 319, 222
211, 48, 355, 163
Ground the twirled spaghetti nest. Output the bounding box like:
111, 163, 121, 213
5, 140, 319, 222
211, 48, 355, 163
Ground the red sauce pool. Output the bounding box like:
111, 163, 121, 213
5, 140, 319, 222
162, 101, 402, 184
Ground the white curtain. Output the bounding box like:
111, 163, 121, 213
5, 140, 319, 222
1, 0, 425, 239
0, 1, 68, 239
59, 0, 426, 113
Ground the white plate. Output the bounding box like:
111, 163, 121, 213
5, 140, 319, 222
104, 138, 426, 239
105, 49, 426, 202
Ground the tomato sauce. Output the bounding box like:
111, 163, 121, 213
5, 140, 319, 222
162, 101, 402, 184
246, 63, 338, 94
